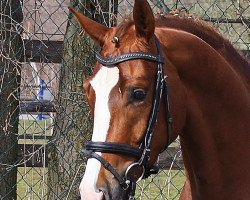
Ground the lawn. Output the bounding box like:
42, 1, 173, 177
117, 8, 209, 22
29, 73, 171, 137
136, 169, 185, 200
17, 167, 185, 200
18, 118, 52, 136
17, 167, 48, 200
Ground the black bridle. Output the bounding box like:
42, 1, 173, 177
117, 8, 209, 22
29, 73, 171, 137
83, 36, 173, 199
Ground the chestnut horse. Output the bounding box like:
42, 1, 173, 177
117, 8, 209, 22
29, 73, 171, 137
70, 0, 250, 199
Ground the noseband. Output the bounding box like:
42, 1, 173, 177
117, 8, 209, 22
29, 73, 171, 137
83, 36, 173, 199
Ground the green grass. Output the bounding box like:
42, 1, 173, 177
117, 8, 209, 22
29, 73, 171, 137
136, 169, 185, 200
17, 167, 48, 200
17, 167, 185, 200
17, 119, 50, 199
18, 119, 52, 135
18, 119, 52, 144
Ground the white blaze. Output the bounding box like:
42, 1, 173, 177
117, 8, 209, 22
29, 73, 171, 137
79, 66, 119, 200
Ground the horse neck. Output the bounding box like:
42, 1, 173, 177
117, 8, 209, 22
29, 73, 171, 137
156, 16, 250, 84
158, 28, 250, 197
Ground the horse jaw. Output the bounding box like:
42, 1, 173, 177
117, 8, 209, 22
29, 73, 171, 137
79, 66, 120, 200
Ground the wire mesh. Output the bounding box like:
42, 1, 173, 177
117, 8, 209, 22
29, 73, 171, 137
0, 0, 249, 199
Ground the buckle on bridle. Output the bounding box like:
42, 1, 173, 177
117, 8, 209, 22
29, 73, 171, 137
125, 162, 145, 183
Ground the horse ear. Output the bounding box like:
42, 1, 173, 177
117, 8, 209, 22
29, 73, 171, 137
69, 7, 109, 46
133, 0, 155, 42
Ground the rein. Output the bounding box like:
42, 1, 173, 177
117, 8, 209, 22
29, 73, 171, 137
83, 36, 173, 199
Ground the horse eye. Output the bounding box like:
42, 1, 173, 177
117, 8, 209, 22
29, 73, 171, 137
133, 89, 147, 101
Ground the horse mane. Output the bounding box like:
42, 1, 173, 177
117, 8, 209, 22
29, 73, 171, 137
155, 12, 225, 49
154, 11, 250, 80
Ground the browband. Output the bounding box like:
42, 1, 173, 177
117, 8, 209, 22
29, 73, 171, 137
96, 51, 164, 66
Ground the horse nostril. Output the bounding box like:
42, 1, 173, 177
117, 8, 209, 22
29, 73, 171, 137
98, 188, 108, 200
98, 190, 105, 200
98, 188, 104, 195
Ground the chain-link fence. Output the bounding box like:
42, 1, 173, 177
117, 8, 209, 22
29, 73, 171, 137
0, 0, 249, 199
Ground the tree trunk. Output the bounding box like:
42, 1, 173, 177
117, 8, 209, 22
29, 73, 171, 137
0, 0, 23, 199
47, 1, 117, 199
